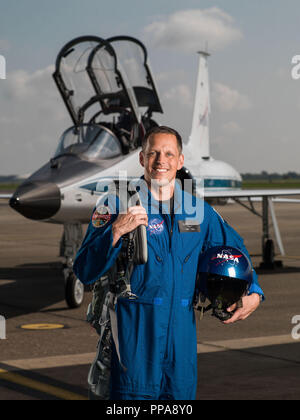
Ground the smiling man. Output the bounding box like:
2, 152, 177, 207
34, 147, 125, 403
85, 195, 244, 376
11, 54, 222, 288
140, 126, 184, 191
74, 125, 264, 400
111, 126, 184, 246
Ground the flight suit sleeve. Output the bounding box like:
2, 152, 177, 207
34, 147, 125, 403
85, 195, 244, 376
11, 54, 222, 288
203, 204, 264, 298
73, 197, 123, 285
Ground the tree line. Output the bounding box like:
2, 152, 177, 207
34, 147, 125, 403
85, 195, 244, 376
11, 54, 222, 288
242, 171, 300, 180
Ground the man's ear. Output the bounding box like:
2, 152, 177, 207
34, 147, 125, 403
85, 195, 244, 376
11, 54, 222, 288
177, 154, 184, 170
139, 151, 145, 167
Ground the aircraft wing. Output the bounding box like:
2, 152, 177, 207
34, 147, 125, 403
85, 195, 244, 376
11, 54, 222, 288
202, 188, 300, 200
0, 194, 12, 199
200, 188, 300, 258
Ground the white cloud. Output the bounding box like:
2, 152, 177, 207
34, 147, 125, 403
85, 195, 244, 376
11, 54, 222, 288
222, 121, 242, 134
155, 69, 187, 84
163, 83, 193, 107
144, 8, 243, 53
0, 66, 70, 174
213, 82, 252, 112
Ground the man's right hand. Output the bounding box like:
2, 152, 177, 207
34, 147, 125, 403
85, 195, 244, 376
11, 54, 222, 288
112, 206, 148, 247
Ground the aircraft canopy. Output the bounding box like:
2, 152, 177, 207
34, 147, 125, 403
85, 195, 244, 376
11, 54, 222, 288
54, 124, 122, 160
53, 35, 163, 127
107, 36, 163, 113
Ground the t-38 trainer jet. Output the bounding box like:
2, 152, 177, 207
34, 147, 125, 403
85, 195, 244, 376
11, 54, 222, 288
2, 36, 300, 308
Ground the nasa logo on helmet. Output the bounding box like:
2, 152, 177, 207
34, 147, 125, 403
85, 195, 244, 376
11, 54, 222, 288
196, 246, 253, 321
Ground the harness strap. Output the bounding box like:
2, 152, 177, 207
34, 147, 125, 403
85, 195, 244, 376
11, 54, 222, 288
108, 293, 128, 372
95, 187, 145, 371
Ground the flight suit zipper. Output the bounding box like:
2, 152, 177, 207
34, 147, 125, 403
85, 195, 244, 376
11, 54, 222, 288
169, 222, 173, 251
163, 212, 174, 252
164, 213, 176, 362
169, 209, 175, 251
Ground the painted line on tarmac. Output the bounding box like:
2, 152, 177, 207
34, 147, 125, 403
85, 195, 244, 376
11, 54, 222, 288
281, 255, 300, 260
2, 335, 296, 366
2, 352, 95, 371
197, 334, 296, 354
0, 368, 88, 400
1, 336, 296, 399
0, 353, 94, 400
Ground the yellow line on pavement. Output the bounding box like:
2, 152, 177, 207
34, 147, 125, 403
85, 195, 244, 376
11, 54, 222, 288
0, 368, 88, 400
2, 352, 94, 371
197, 334, 296, 354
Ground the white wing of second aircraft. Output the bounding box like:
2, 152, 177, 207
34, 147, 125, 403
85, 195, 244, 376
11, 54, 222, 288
0, 194, 12, 199
201, 188, 300, 200
199, 187, 300, 259
203, 189, 300, 203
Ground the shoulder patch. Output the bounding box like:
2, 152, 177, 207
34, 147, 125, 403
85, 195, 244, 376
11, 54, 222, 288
92, 206, 111, 228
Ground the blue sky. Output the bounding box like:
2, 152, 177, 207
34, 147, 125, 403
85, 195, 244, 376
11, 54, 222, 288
1, 0, 300, 174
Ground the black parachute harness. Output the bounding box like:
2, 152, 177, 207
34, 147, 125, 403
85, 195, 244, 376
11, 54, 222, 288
87, 184, 147, 399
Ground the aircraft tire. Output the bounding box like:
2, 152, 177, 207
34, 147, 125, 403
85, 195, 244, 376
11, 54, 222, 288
65, 273, 84, 308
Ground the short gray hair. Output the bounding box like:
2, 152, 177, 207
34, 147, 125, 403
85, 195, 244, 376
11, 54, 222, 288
142, 125, 183, 154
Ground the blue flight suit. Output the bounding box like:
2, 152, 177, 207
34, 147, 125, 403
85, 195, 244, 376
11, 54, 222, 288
73, 179, 264, 400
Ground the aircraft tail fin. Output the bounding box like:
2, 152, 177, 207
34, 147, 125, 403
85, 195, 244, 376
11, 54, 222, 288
188, 51, 211, 159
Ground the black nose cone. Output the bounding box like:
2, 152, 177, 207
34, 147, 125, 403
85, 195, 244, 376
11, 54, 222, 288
10, 181, 61, 220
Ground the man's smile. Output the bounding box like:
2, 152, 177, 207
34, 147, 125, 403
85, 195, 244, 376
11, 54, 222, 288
152, 168, 169, 174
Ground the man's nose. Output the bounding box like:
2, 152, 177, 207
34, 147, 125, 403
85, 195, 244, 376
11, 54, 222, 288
155, 152, 166, 164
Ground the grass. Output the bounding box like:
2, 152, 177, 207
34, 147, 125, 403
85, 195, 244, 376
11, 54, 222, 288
242, 179, 300, 189
0, 183, 20, 193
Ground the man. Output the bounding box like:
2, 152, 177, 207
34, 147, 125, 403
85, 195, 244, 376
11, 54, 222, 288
73, 126, 264, 400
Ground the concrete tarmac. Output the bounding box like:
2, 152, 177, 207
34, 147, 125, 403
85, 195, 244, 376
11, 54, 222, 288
0, 198, 300, 400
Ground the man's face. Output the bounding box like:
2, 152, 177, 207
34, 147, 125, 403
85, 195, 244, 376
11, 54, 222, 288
139, 133, 184, 187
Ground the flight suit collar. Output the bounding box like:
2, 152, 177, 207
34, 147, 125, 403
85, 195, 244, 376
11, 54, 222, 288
135, 176, 185, 217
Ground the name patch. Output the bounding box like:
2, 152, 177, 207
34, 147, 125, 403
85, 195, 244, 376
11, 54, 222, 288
178, 219, 200, 233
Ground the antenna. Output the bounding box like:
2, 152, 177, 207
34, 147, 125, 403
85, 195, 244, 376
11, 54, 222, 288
197, 41, 210, 57
197, 50, 210, 57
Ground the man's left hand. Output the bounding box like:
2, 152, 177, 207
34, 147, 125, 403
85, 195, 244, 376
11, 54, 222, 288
223, 293, 261, 324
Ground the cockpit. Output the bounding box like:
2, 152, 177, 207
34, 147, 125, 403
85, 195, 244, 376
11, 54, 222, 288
54, 124, 122, 161
52, 35, 163, 163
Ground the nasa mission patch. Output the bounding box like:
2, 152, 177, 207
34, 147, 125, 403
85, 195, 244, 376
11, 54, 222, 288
92, 206, 111, 228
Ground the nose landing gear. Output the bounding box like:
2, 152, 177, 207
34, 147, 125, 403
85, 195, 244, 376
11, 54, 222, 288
60, 223, 85, 308
63, 259, 85, 308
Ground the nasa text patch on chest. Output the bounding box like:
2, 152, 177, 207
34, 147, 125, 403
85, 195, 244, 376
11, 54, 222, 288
92, 206, 111, 228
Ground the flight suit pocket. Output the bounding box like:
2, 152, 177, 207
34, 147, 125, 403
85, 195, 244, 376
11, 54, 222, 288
180, 247, 200, 300
130, 255, 163, 298
115, 299, 165, 392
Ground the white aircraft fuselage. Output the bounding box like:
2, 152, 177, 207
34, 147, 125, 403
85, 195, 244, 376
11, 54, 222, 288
9, 48, 242, 224
4, 35, 300, 308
